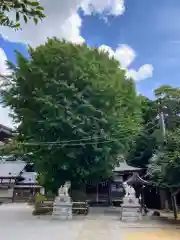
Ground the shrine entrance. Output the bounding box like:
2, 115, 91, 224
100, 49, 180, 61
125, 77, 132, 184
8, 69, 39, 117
86, 181, 110, 206
86, 178, 124, 206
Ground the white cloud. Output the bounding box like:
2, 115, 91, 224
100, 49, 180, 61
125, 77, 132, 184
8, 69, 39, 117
99, 44, 153, 81
98, 45, 115, 58
0, 105, 13, 128
0, 0, 125, 47
0, 48, 12, 90
0, 48, 9, 75
99, 44, 136, 68
0, 49, 13, 128
0, 48, 11, 90
81, 0, 125, 16
114, 44, 136, 68
127, 64, 154, 82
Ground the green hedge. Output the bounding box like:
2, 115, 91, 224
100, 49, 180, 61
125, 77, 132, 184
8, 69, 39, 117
32, 206, 53, 215
32, 201, 89, 216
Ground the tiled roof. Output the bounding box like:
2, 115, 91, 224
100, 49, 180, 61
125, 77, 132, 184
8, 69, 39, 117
114, 161, 141, 172
126, 172, 150, 185
14, 184, 42, 188
20, 172, 38, 184
0, 124, 13, 135
0, 160, 26, 178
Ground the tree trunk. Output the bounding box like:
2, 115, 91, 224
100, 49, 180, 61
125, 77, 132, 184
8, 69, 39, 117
171, 190, 178, 220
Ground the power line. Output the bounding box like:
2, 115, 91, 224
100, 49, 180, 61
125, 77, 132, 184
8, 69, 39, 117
3, 122, 159, 147
1, 116, 159, 148
10, 133, 138, 147
36, 135, 110, 143
145, 123, 159, 132
17, 139, 117, 146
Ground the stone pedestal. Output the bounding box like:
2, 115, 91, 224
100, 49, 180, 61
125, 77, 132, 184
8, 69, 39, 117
120, 196, 142, 222
52, 195, 72, 220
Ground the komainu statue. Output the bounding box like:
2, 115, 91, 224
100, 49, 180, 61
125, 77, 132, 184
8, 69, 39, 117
58, 181, 71, 197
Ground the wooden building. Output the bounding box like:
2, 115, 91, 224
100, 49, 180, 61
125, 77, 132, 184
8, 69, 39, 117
0, 124, 13, 143
86, 161, 142, 206
0, 160, 44, 202
126, 172, 161, 209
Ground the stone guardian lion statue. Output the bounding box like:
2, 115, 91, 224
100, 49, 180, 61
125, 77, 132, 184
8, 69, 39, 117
58, 181, 71, 197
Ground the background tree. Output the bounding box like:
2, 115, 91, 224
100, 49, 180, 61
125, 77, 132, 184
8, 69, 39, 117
149, 129, 180, 189
0, 39, 141, 192
127, 85, 180, 168
148, 128, 180, 219
148, 85, 180, 219
126, 96, 158, 168
154, 85, 180, 131
0, 0, 45, 29
148, 86, 180, 188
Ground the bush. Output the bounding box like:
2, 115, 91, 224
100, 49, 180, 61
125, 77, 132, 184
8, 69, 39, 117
72, 201, 89, 215
35, 193, 47, 203
32, 206, 53, 215
71, 190, 87, 202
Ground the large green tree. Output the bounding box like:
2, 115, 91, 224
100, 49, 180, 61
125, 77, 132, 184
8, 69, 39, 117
0, 39, 141, 191
0, 0, 45, 29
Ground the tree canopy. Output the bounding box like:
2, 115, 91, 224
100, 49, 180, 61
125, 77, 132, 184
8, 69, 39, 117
154, 85, 180, 131
0, 0, 45, 29
126, 96, 158, 168
0, 39, 141, 191
149, 129, 180, 189
126, 84, 180, 190
148, 86, 180, 189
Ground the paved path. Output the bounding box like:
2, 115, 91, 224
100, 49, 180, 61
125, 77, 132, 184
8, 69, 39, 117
0, 203, 180, 240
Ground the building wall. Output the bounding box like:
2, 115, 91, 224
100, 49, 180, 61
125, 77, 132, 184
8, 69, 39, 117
0, 188, 13, 200
13, 187, 41, 202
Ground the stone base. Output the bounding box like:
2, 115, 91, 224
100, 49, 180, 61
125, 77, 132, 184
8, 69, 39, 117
120, 204, 142, 222
52, 198, 72, 220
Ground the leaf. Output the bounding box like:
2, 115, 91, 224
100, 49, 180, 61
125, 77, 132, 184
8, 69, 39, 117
36, 6, 44, 11
30, 2, 39, 7
0, 0, 45, 28
16, 12, 20, 22
23, 15, 28, 23
14, 23, 21, 28
33, 18, 38, 24
2, 5, 9, 11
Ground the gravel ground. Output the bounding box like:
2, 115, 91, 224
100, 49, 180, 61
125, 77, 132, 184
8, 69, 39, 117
0, 203, 180, 240
0, 203, 83, 240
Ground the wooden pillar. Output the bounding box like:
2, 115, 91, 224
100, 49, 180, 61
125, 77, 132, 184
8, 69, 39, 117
159, 189, 167, 209
108, 180, 112, 206
96, 184, 99, 203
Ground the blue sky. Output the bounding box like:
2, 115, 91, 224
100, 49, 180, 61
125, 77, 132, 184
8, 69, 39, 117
0, 0, 180, 126
81, 0, 180, 98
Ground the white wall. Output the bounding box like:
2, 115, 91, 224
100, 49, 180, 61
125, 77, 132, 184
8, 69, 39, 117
0, 188, 13, 198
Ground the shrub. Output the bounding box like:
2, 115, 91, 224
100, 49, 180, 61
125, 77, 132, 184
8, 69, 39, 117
32, 206, 53, 215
